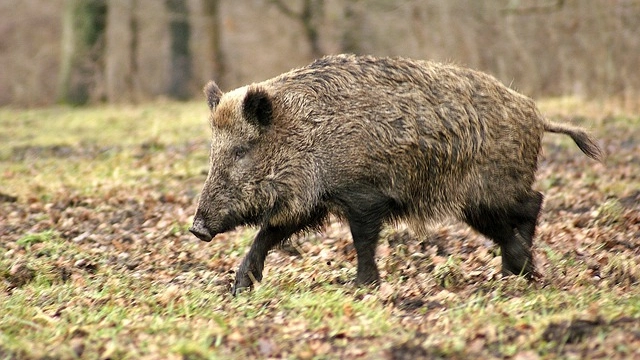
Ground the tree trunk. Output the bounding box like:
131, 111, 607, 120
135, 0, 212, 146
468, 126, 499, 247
202, 0, 225, 88
105, 0, 139, 103
57, 0, 107, 105
341, 0, 364, 54
301, 0, 323, 58
165, 0, 192, 100
270, 0, 324, 59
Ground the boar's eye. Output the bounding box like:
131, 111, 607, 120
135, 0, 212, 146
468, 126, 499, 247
232, 146, 248, 161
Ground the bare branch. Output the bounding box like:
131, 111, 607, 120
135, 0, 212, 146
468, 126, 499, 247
501, 0, 565, 15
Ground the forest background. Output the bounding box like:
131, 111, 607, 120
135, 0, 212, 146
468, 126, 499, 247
1, 0, 639, 108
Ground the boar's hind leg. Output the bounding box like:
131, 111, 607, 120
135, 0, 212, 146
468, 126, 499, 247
463, 191, 542, 279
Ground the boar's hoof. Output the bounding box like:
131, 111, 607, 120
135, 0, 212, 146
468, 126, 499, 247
355, 271, 380, 287
232, 271, 259, 296
231, 284, 250, 296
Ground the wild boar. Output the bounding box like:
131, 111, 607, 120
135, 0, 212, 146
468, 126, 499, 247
189, 54, 603, 295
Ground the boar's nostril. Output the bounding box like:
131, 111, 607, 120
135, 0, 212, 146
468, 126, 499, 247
189, 223, 213, 242
190, 213, 214, 242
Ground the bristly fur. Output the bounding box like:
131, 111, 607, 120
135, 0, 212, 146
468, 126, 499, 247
190, 54, 604, 295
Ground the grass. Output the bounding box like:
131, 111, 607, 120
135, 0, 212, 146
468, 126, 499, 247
0, 102, 208, 201
1, 99, 639, 359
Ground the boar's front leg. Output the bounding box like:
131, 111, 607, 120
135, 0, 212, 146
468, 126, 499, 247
233, 226, 296, 296
342, 190, 395, 286
232, 208, 328, 295
349, 217, 383, 285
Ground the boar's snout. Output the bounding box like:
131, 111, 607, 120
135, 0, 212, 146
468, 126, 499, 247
189, 215, 213, 242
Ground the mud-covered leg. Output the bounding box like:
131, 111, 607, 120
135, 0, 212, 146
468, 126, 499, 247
463, 192, 542, 279
233, 226, 297, 295
514, 192, 543, 246
463, 213, 527, 276
349, 217, 383, 285
343, 191, 396, 285
507, 191, 543, 277
500, 231, 533, 277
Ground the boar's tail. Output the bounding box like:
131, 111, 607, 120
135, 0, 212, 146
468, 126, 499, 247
544, 121, 605, 163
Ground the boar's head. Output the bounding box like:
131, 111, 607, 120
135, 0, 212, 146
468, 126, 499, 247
189, 81, 279, 242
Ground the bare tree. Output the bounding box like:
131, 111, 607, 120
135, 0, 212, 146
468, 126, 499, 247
202, 0, 225, 88
269, 0, 325, 58
341, 0, 365, 54
165, 0, 192, 100
105, 0, 140, 103
501, 0, 565, 15
57, 0, 107, 105
4, 0, 638, 106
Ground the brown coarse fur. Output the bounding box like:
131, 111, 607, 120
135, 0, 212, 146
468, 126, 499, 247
189, 54, 604, 295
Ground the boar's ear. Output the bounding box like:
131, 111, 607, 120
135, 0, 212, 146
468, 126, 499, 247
204, 81, 222, 110
242, 87, 273, 128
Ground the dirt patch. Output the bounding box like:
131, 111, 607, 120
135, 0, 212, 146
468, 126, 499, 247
10, 144, 116, 161
0, 192, 17, 203
542, 317, 640, 345
542, 318, 606, 344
